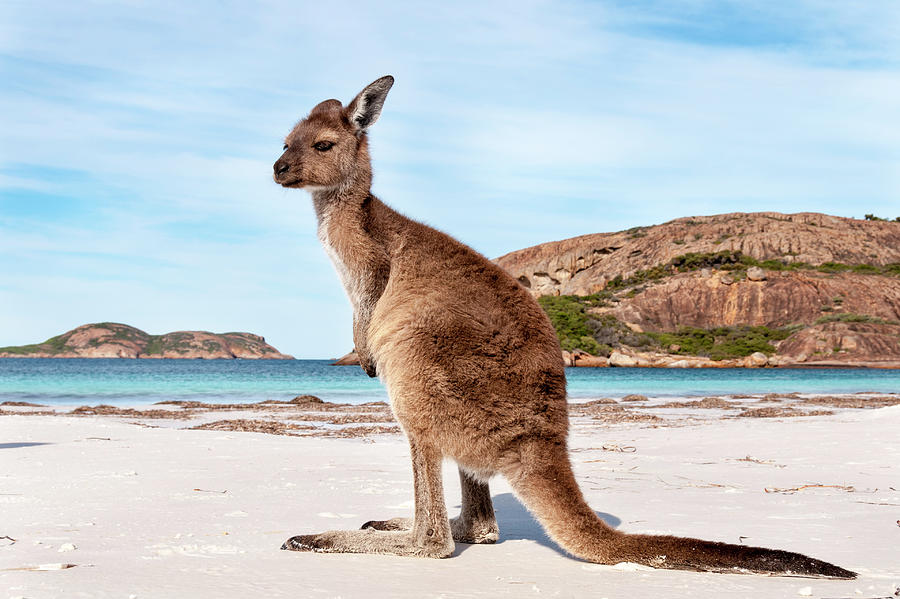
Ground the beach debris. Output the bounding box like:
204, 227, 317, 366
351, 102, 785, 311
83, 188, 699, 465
658, 476, 739, 490
621, 394, 649, 402
576, 398, 618, 407
764, 484, 856, 494
193, 488, 227, 494
600, 444, 637, 453
288, 394, 324, 404
306, 425, 401, 438
58, 543, 76, 552
583, 405, 664, 424
655, 397, 736, 409
189, 419, 317, 436
0, 535, 16, 545
800, 394, 900, 409
1, 563, 77, 571
735, 455, 786, 468
71, 404, 192, 419
736, 407, 834, 418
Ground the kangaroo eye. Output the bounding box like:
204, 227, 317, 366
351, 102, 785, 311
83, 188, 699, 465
283, 144, 288, 151
313, 141, 335, 152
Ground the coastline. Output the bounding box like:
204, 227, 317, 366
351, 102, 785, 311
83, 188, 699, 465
333, 350, 900, 370
5, 359, 900, 408
2, 396, 898, 597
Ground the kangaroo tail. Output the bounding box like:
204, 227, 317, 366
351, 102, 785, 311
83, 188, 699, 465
504, 444, 855, 579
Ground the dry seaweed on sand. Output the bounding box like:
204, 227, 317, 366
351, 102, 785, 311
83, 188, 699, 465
189, 419, 317, 436
259, 394, 324, 405
764, 484, 856, 494
305, 424, 401, 438
287, 412, 395, 425
569, 398, 618, 411
655, 397, 737, 409
799, 395, 900, 409
587, 405, 663, 424
70, 405, 192, 419
0, 408, 58, 416
735, 407, 834, 418
620, 394, 649, 402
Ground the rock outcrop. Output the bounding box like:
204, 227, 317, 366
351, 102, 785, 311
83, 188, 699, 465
496, 212, 900, 297
496, 212, 900, 367
602, 271, 900, 331
331, 350, 360, 366
0, 323, 293, 359
774, 322, 900, 368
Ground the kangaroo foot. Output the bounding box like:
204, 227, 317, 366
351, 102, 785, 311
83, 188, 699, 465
282, 528, 454, 558
359, 517, 412, 532
360, 516, 498, 544
450, 515, 499, 544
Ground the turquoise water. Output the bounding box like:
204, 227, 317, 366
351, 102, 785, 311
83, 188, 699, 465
0, 358, 897, 406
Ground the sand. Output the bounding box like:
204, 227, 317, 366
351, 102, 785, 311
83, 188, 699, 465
1, 399, 899, 598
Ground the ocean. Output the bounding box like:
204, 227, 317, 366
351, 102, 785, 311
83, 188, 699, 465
1, 358, 898, 407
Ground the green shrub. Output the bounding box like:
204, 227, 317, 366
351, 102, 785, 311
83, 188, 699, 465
852, 264, 880, 274
538, 295, 594, 352
647, 324, 790, 360
815, 313, 900, 325
818, 262, 851, 273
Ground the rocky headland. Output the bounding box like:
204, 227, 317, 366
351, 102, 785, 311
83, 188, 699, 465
0, 323, 293, 359
493, 212, 900, 368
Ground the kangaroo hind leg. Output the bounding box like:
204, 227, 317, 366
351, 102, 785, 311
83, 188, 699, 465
360, 467, 498, 544
284, 438, 454, 558
451, 468, 499, 544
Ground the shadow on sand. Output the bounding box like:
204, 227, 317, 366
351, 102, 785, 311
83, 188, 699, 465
0, 442, 52, 449
453, 492, 621, 556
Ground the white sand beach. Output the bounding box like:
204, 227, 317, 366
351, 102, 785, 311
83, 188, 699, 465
2, 399, 898, 598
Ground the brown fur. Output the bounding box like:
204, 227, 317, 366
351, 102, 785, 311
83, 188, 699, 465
272, 76, 854, 579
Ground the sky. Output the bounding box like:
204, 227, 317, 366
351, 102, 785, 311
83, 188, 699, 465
1, 1, 898, 358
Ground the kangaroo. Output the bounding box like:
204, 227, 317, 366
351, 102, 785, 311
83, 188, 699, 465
272, 76, 855, 579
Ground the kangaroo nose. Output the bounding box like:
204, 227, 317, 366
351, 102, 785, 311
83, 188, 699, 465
274, 160, 289, 175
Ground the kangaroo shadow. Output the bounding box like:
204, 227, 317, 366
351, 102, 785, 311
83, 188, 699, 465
0, 442, 51, 449
453, 492, 621, 556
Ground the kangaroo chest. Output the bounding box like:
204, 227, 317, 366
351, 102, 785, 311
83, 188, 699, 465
318, 219, 368, 315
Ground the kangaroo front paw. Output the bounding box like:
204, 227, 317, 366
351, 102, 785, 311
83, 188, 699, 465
282, 534, 335, 552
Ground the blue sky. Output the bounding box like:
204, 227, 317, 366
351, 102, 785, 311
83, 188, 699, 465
1, 1, 898, 358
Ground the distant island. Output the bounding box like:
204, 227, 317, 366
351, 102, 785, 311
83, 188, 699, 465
0, 323, 293, 360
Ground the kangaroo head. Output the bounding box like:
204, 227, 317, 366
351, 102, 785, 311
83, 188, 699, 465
273, 75, 394, 191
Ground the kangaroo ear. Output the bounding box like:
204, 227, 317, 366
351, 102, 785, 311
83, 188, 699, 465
346, 75, 394, 133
